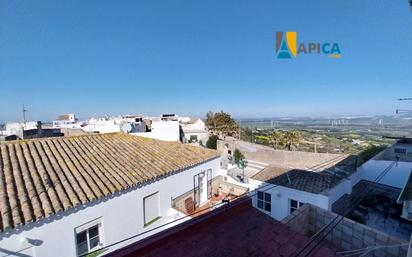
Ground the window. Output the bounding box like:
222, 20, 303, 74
144, 192, 160, 226
75, 222, 102, 256
289, 199, 304, 214
257, 191, 271, 212
189, 135, 198, 143
395, 148, 407, 154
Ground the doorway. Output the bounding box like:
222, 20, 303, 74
193, 169, 212, 207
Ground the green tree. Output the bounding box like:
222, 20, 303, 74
206, 135, 218, 149
205, 111, 239, 137
357, 145, 387, 167
282, 130, 300, 151
233, 148, 245, 165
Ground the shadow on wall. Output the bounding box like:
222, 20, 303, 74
0, 238, 43, 257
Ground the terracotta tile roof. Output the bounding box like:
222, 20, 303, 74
253, 168, 341, 194
56, 114, 70, 121
252, 166, 290, 181
107, 199, 337, 257
0, 133, 219, 232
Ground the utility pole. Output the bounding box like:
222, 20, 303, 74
22, 104, 28, 127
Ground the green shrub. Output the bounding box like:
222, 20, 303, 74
206, 135, 218, 149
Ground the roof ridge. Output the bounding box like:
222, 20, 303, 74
0, 132, 123, 145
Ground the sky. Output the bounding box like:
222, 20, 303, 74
1, 0, 412, 122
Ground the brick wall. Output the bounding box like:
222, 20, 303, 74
217, 138, 350, 170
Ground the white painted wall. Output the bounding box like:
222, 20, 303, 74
249, 179, 329, 221
0, 158, 221, 257
131, 120, 180, 141
183, 132, 209, 144
325, 178, 355, 209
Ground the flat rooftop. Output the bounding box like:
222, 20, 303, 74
107, 200, 337, 257
374, 143, 412, 162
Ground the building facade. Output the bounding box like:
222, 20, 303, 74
0, 133, 221, 257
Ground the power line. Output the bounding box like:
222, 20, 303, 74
81, 155, 353, 257
292, 160, 397, 257
80, 177, 288, 257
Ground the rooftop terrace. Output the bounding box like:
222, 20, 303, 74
107, 200, 337, 257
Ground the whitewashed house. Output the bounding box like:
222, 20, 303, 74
180, 118, 208, 144
0, 133, 222, 257
131, 116, 180, 142
249, 139, 412, 223
2, 121, 39, 137
249, 158, 357, 220
52, 114, 78, 128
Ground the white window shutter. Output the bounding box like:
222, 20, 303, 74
144, 192, 160, 224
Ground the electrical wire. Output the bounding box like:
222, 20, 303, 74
80, 155, 357, 257
80, 175, 289, 257
292, 160, 397, 257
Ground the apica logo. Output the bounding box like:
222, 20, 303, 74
276, 31, 341, 59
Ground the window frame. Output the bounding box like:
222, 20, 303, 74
75, 219, 103, 256
257, 190, 271, 212
289, 199, 304, 214
143, 191, 161, 227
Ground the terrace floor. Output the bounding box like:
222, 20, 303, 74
190, 193, 239, 218
332, 180, 412, 240
364, 208, 412, 240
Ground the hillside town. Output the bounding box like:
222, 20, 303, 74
2, 0, 412, 257
0, 111, 412, 257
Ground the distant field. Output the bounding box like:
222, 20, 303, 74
238, 117, 412, 154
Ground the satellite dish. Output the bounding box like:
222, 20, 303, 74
121, 123, 132, 133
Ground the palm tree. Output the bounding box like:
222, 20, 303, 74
269, 131, 283, 149
283, 130, 300, 151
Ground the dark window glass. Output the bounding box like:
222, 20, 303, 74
265, 202, 271, 212
299, 202, 304, 207
257, 200, 263, 209
290, 208, 295, 213
76, 231, 88, 255
257, 191, 264, 200
89, 236, 100, 249
264, 193, 271, 202
76, 231, 87, 244
89, 226, 99, 239
290, 199, 298, 208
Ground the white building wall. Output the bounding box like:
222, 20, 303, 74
132, 120, 180, 141
249, 179, 329, 221
325, 178, 354, 209
0, 158, 221, 257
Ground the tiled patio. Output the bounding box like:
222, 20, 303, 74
172, 175, 249, 217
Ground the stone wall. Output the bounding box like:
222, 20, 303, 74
217, 138, 349, 170
282, 204, 409, 257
